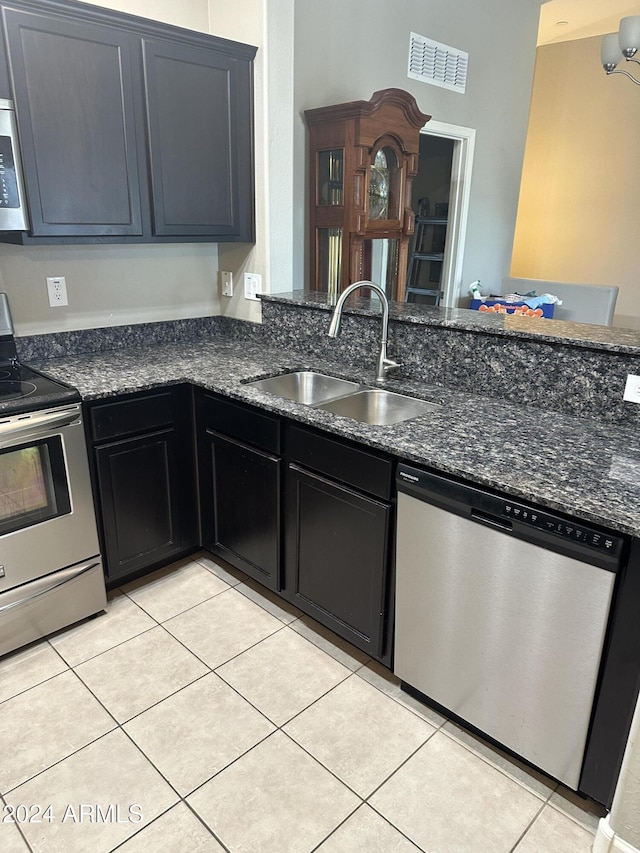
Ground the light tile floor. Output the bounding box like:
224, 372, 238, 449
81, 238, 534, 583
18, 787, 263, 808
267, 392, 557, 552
0, 553, 606, 853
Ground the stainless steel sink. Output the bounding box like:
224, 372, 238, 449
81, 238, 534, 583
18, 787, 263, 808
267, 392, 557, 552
316, 388, 440, 425
246, 371, 360, 405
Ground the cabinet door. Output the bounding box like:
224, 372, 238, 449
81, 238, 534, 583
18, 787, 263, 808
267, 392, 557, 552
142, 38, 254, 240
4, 9, 143, 237
95, 428, 191, 583
202, 430, 280, 590
285, 463, 390, 658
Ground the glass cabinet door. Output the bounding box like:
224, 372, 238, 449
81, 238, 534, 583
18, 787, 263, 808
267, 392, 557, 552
368, 147, 400, 221
318, 149, 344, 206
362, 237, 399, 297
317, 227, 343, 298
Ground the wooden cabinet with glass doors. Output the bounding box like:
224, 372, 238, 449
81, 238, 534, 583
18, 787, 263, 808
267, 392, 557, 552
305, 88, 430, 300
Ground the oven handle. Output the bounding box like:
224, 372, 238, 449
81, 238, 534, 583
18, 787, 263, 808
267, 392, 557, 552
0, 559, 102, 614
0, 405, 80, 444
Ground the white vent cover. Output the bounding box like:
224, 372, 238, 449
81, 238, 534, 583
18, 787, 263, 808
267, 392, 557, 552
408, 31, 468, 94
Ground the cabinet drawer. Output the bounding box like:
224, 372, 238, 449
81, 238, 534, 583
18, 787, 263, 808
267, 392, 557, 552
286, 425, 393, 500
201, 393, 280, 454
90, 389, 177, 442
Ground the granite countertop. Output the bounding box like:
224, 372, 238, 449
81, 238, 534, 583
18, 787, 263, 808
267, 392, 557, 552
263, 291, 640, 354
30, 334, 640, 539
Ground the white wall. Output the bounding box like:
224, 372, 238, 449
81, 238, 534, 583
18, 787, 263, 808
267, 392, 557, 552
207, 0, 294, 323
0, 0, 222, 336
291, 0, 543, 300
511, 36, 640, 330
607, 693, 640, 850
80, 0, 209, 31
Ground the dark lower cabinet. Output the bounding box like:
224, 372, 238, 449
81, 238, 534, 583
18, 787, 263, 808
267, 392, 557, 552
284, 425, 395, 662
87, 385, 197, 585
197, 391, 281, 590
88, 384, 394, 660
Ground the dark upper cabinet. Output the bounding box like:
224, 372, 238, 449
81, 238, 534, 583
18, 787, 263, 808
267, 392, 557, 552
4, 10, 144, 237
0, 0, 255, 243
143, 39, 253, 240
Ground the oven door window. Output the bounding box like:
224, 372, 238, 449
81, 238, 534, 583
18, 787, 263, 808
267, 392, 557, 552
0, 436, 71, 535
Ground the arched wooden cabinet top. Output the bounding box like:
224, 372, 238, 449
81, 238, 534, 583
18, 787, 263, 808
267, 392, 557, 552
305, 88, 431, 300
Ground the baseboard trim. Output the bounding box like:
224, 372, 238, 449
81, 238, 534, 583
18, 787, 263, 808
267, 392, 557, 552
594, 815, 640, 853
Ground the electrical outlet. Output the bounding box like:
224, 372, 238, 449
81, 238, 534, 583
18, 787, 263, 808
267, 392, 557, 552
220, 271, 233, 297
244, 272, 262, 301
46, 276, 68, 307
623, 374, 640, 404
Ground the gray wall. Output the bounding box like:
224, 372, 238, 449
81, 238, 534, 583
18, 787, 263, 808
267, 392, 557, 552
292, 0, 542, 297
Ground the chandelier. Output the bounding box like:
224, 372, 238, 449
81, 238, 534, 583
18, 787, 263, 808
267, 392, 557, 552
601, 16, 640, 84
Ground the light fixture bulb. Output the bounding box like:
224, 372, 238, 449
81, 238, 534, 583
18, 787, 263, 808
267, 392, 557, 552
601, 33, 622, 71
619, 16, 640, 59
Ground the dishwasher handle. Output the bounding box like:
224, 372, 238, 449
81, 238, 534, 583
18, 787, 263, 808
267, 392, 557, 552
470, 508, 513, 533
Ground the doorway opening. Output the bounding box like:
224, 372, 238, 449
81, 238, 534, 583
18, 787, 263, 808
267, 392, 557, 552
407, 121, 475, 308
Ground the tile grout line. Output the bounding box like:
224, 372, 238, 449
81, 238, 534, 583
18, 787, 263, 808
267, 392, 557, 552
308, 800, 428, 853
435, 725, 557, 803
1, 790, 37, 853
352, 664, 449, 729
2, 665, 123, 797
2, 556, 605, 850
507, 798, 547, 853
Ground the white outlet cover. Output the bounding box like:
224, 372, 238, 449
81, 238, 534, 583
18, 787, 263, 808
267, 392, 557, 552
46, 276, 68, 307
623, 374, 640, 404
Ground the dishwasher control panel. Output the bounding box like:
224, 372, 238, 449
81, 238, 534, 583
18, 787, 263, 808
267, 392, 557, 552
502, 503, 620, 554
397, 463, 625, 569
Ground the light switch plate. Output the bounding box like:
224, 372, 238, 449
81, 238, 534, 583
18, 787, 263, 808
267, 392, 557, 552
221, 271, 233, 297
244, 272, 262, 301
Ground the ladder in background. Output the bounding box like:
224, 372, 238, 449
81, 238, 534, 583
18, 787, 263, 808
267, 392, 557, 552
405, 198, 446, 304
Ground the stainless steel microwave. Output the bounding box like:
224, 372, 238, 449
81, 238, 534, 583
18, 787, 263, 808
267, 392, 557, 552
0, 99, 28, 230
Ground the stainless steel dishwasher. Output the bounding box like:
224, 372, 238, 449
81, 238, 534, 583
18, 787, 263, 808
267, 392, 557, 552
394, 463, 625, 790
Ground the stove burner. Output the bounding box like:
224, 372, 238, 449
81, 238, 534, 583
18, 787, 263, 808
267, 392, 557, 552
0, 369, 12, 380
0, 380, 38, 400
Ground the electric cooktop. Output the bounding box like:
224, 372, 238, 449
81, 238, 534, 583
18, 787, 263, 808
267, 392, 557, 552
0, 342, 80, 416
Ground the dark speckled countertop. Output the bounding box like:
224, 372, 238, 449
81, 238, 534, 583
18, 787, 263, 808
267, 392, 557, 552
30, 335, 640, 539
263, 291, 640, 354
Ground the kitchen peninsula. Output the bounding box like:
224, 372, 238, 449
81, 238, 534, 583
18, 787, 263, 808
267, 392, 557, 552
17, 291, 640, 536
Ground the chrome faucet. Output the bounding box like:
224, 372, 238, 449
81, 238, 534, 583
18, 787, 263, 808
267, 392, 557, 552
327, 281, 400, 383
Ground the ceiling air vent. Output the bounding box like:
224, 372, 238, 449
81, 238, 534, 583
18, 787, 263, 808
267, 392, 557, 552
408, 31, 468, 94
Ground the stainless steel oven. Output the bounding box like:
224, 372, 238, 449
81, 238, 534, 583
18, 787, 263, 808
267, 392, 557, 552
0, 402, 106, 656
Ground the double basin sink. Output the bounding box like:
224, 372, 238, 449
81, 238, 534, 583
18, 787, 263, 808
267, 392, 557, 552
245, 370, 439, 426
